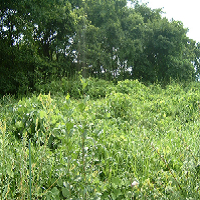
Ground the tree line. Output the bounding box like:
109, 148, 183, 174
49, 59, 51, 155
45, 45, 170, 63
1, 0, 200, 95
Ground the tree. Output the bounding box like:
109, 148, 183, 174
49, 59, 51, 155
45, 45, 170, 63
0, 0, 199, 96
124, 3, 196, 83
69, 0, 198, 82
0, 0, 37, 94
70, 0, 128, 78
0, 0, 75, 95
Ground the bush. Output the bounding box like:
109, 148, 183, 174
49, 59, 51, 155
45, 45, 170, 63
107, 92, 133, 119
35, 77, 115, 99
11, 94, 64, 149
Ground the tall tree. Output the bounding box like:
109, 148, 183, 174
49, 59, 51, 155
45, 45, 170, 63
70, 0, 128, 78
0, 0, 75, 94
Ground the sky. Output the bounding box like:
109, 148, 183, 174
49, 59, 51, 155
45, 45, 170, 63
138, 0, 200, 43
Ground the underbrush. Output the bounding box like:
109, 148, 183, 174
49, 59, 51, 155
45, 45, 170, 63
35, 76, 114, 99
1, 79, 200, 199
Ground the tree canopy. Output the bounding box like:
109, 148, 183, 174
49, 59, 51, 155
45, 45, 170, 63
0, 0, 200, 95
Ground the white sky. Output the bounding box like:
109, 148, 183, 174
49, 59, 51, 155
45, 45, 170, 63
139, 0, 200, 43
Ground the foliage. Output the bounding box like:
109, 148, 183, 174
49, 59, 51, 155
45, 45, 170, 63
0, 0, 75, 95
1, 79, 200, 199
11, 94, 64, 149
1, 0, 200, 96
71, 0, 200, 83
35, 76, 115, 99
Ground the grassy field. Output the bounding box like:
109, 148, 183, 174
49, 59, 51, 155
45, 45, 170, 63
1, 78, 200, 199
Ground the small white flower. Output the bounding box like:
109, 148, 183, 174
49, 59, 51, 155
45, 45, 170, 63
131, 181, 139, 187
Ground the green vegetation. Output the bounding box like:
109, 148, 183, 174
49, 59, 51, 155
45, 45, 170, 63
1, 79, 200, 199
1, 0, 200, 199
1, 0, 200, 96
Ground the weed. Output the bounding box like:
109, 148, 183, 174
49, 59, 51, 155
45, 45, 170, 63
1, 79, 200, 199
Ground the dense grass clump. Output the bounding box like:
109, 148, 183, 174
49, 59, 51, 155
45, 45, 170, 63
1, 79, 200, 199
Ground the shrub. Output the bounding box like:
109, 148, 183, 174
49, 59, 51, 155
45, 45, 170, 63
116, 79, 147, 94
35, 77, 115, 99
11, 94, 64, 149
107, 92, 133, 119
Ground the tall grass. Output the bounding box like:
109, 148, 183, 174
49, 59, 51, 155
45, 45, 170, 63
1, 79, 200, 199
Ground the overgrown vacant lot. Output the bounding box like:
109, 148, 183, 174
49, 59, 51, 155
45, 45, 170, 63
1, 79, 200, 199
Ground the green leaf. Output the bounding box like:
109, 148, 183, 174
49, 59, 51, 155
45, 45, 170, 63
62, 187, 70, 198
81, 78, 88, 90
15, 121, 23, 128
111, 177, 121, 187
78, 103, 86, 112
66, 122, 74, 132
39, 110, 47, 119
57, 179, 63, 187
51, 187, 60, 197
106, 113, 111, 118
65, 93, 70, 100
